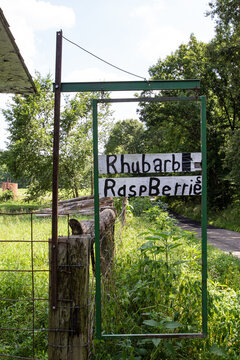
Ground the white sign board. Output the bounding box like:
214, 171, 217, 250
99, 153, 201, 175
99, 175, 202, 198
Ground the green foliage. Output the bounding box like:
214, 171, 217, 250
59, 92, 112, 198
94, 206, 240, 359
209, 201, 240, 232
105, 119, 146, 154
0, 189, 14, 202
224, 129, 240, 185
168, 198, 202, 222
0, 213, 84, 358
168, 198, 240, 232
0, 150, 14, 183
3, 73, 54, 199
128, 197, 167, 217
0, 203, 240, 358
137, 7, 240, 208
207, 0, 240, 32
3, 73, 112, 200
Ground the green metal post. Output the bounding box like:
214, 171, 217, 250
201, 96, 208, 336
92, 99, 102, 339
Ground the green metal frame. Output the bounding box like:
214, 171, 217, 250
93, 93, 207, 339
58, 79, 200, 92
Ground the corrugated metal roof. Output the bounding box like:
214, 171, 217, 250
0, 8, 36, 94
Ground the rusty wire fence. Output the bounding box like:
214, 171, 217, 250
0, 205, 117, 359
0, 211, 92, 360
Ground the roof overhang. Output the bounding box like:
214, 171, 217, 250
0, 8, 36, 94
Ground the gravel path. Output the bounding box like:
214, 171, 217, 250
173, 214, 240, 259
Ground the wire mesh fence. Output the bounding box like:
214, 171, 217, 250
0, 211, 94, 360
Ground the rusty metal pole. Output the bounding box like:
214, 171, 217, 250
51, 30, 62, 309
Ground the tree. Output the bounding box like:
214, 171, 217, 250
3, 73, 112, 199
138, 34, 234, 208
207, 0, 240, 32
105, 119, 146, 154
206, 0, 240, 199
0, 150, 12, 183
104, 118, 147, 226
59, 92, 111, 197
224, 129, 240, 187
3, 73, 54, 198
140, 35, 212, 153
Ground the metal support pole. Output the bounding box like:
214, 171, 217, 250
201, 96, 208, 336
92, 99, 101, 339
51, 30, 62, 309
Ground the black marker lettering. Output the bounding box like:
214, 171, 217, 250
162, 185, 171, 196
132, 161, 140, 174
189, 179, 193, 195
172, 154, 180, 172
196, 176, 201, 184
107, 155, 117, 174
118, 184, 126, 197
193, 183, 202, 195
142, 154, 150, 173
129, 185, 137, 197
153, 158, 162, 172
121, 155, 130, 174
181, 183, 188, 195
149, 177, 160, 196
164, 159, 171, 172
104, 179, 116, 197
174, 182, 181, 196
139, 185, 147, 196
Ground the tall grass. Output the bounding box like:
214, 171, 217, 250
0, 213, 70, 359
0, 200, 240, 359
168, 198, 240, 232
94, 201, 240, 359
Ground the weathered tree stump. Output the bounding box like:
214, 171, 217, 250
48, 235, 90, 360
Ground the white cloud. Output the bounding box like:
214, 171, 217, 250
130, 0, 214, 63
0, 0, 75, 71
1, 0, 75, 30
131, 1, 165, 27
131, 1, 185, 62
138, 26, 186, 62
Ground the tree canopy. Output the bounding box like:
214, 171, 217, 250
3, 73, 111, 199
2, 0, 240, 208
136, 0, 240, 208
105, 119, 146, 154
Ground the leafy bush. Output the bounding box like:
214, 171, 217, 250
129, 197, 167, 217
1, 207, 240, 359
94, 210, 240, 359
0, 189, 14, 202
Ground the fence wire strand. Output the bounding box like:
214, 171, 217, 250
0, 211, 92, 359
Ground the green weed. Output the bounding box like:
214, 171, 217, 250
0, 201, 240, 359
0, 214, 70, 358
94, 203, 240, 359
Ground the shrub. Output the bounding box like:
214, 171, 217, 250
0, 189, 14, 202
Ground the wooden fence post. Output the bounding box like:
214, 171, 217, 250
48, 234, 90, 360
69, 208, 116, 275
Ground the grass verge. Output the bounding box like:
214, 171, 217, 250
0, 200, 239, 359
168, 198, 240, 232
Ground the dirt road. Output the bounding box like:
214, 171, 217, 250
174, 214, 240, 259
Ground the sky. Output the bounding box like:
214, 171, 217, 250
0, 0, 216, 150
